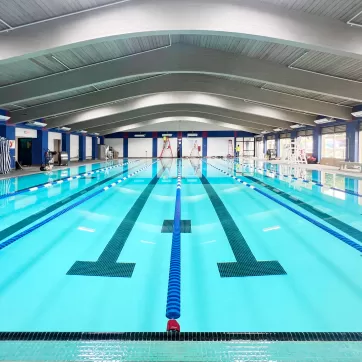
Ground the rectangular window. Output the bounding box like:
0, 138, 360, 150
298, 136, 313, 154
266, 139, 275, 150
279, 138, 290, 159
321, 132, 346, 159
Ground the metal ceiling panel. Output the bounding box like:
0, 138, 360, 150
212, 75, 266, 88
96, 74, 164, 90
176, 35, 306, 65
1, 104, 25, 111
49, 36, 170, 69
291, 50, 362, 81
259, 0, 362, 22
0, 0, 121, 28
20, 87, 95, 108
262, 83, 352, 105
0, 58, 62, 86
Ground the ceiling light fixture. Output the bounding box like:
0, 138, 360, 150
314, 117, 334, 124
351, 110, 362, 117
25, 121, 47, 127
290, 124, 304, 129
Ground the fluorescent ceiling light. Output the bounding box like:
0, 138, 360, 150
187, 133, 198, 137
260, 130, 269, 134
134, 134, 145, 137
25, 121, 47, 127
58, 126, 71, 131
314, 117, 334, 124
162, 133, 172, 137
273, 128, 283, 132
0, 115, 10, 121
92, 132, 100, 136
351, 110, 362, 117
290, 124, 304, 129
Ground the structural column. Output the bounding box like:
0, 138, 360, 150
123, 133, 128, 158
312, 126, 321, 162
62, 133, 70, 160
275, 133, 280, 157
346, 120, 358, 162
0, 123, 15, 168
152, 132, 157, 158
92, 136, 98, 160
202, 131, 207, 157
79, 135, 86, 161
32, 129, 48, 165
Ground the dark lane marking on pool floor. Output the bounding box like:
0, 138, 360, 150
199, 174, 286, 278
67, 169, 164, 278
161, 219, 191, 233
0, 163, 142, 243
245, 174, 362, 244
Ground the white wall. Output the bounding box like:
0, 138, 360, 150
15, 127, 37, 138
207, 137, 234, 157
86, 136, 92, 159
157, 137, 178, 157
70, 134, 79, 160
105, 138, 123, 158
48, 132, 62, 152
182, 137, 202, 157
128, 138, 152, 157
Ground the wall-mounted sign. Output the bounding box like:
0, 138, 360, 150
9, 140, 15, 149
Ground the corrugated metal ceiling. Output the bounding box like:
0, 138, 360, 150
174, 35, 306, 66
291, 50, 362, 81
1, 75, 163, 111
0, 36, 169, 87
262, 83, 356, 106
259, 0, 362, 22
48, 36, 170, 69
95, 74, 165, 90
0, 0, 122, 28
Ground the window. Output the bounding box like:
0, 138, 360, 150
236, 137, 255, 157
297, 129, 313, 154
266, 135, 275, 150
279, 133, 291, 159
255, 137, 263, 158
321, 125, 346, 159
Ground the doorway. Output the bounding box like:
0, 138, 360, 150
18, 138, 33, 166
54, 139, 61, 164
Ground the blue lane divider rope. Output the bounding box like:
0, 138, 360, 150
166, 160, 182, 321
0, 160, 140, 200
238, 161, 361, 197
0, 161, 157, 251
208, 160, 362, 253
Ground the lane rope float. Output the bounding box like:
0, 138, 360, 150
166, 159, 182, 332
0, 160, 140, 200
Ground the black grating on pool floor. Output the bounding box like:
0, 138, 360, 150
0, 332, 361, 341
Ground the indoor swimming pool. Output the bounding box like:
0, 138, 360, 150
1, 158, 362, 360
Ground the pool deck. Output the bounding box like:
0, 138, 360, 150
0, 159, 106, 180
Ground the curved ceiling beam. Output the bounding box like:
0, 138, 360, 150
10, 74, 350, 123
70, 105, 293, 131
83, 111, 273, 134
43, 92, 314, 129
98, 116, 259, 136
1, 0, 362, 63
2, 45, 362, 106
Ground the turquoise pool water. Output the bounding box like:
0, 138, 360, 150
0, 157, 362, 335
